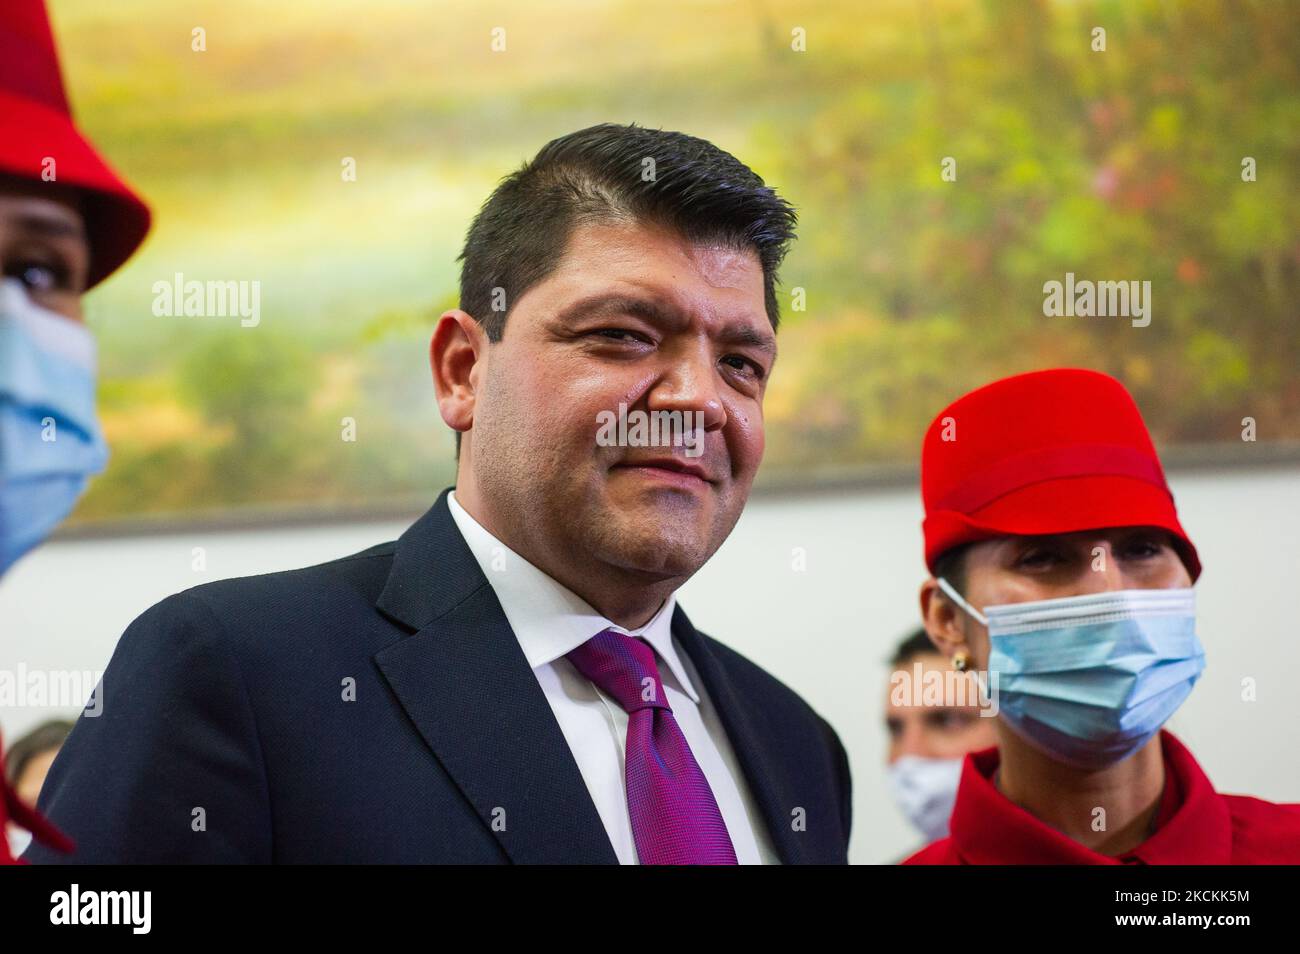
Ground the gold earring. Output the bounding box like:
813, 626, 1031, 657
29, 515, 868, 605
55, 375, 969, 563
952, 651, 968, 672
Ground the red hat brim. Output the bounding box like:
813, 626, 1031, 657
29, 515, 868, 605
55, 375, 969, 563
923, 473, 1203, 582
0, 89, 150, 288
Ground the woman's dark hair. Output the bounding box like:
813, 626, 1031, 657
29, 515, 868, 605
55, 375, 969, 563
4, 718, 74, 786
932, 543, 971, 596
893, 547, 975, 667
456, 121, 798, 341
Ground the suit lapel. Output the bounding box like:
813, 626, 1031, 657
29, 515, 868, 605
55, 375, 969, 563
671, 606, 812, 864
373, 490, 617, 864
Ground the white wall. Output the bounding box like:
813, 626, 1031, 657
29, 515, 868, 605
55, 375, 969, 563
3, 464, 1298, 864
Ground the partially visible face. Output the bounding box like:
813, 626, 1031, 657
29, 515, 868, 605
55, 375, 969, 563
0, 173, 89, 321
15, 747, 60, 806
468, 219, 775, 581
884, 651, 998, 762
955, 526, 1193, 671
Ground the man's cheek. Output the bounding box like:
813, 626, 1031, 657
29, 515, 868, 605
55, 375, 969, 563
736, 418, 766, 473
751, 425, 766, 464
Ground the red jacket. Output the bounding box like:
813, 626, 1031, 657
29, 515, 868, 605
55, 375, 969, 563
905, 730, 1300, 864
0, 732, 74, 864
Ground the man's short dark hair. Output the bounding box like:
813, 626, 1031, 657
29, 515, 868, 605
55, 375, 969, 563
458, 121, 798, 339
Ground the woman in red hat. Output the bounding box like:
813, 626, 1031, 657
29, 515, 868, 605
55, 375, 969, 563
0, 0, 151, 863
905, 368, 1300, 864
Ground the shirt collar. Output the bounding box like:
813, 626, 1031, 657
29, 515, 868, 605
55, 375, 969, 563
948, 729, 1232, 864
446, 489, 700, 703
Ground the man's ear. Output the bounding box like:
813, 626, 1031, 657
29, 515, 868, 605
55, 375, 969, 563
919, 578, 968, 662
430, 310, 486, 435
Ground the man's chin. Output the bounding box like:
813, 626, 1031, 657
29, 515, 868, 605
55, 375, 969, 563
587, 511, 715, 579
605, 546, 707, 580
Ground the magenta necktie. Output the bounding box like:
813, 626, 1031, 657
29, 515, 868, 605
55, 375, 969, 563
566, 628, 739, 865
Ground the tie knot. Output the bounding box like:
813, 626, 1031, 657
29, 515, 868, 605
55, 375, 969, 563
566, 628, 671, 714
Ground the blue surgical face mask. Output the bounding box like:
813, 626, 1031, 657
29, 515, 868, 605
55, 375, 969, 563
935, 577, 1205, 771
0, 279, 108, 576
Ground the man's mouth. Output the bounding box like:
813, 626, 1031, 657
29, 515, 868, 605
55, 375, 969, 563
610, 456, 717, 488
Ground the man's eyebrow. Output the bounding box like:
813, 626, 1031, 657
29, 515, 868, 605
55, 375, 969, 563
556, 292, 776, 355
717, 321, 777, 357
555, 293, 675, 327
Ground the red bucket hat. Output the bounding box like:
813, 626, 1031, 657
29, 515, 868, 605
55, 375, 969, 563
921, 368, 1201, 581
0, 0, 150, 288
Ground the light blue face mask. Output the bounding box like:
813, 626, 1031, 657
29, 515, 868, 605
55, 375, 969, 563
0, 279, 108, 576
936, 577, 1206, 771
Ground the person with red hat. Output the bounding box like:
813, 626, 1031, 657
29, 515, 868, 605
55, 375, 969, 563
0, 0, 151, 863
904, 367, 1300, 864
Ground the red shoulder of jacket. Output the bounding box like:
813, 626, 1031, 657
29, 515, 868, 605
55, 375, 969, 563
901, 837, 960, 865
1223, 794, 1300, 863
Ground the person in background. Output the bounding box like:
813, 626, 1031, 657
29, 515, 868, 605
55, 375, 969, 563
905, 368, 1300, 864
0, 0, 151, 863
884, 627, 996, 849
4, 719, 74, 858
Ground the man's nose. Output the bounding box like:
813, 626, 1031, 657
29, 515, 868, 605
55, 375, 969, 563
646, 349, 728, 433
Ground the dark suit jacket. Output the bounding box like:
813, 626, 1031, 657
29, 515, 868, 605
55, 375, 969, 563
26, 489, 852, 863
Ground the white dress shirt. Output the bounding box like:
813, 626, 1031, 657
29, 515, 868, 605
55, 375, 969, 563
447, 490, 779, 864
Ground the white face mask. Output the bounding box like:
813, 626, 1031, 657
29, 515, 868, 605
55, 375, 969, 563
7, 823, 34, 860
887, 754, 963, 842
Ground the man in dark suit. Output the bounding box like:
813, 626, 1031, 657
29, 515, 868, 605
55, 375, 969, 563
27, 122, 852, 864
